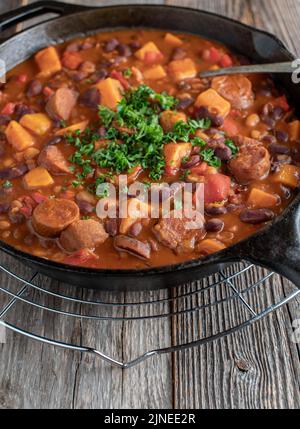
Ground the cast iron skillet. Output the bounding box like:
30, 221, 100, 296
0, 1, 299, 291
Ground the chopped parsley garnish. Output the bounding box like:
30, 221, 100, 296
200, 148, 222, 168
96, 182, 110, 199
2, 180, 12, 189
225, 139, 239, 157
123, 68, 132, 78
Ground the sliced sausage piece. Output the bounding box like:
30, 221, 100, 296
114, 235, 151, 260
229, 137, 271, 184
211, 75, 254, 110
46, 87, 78, 120
32, 198, 80, 237
153, 211, 204, 253
38, 145, 71, 175
60, 219, 108, 252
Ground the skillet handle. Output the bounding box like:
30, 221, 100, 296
0, 0, 91, 32
235, 203, 300, 289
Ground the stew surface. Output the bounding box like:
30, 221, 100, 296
0, 29, 299, 269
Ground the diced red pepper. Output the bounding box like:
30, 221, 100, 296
110, 69, 130, 90
31, 192, 48, 204
62, 51, 83, 70
275, 95, 290, 112
1, 102, 15, 115
208, 47, 222, 64
203, 173, 231, 204
63, 248, 98, 266
17, 73, 28, 84
43, 86, 55, 98
220, 54, 233, 68
144, 51, 163, 64
222, 117, 240, 137
18, 195, 37, 218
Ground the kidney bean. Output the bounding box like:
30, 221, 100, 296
195, 105, 210, 119
79, 87, 100, 109
129, 222, 142, 237
205, 205, 227, 215
104, 38, 119, 52
262, 116, 276, 129
0, 163, 28, 179
105, 218, 118, 237
171, 47, 186, 61
275, 130, 288, 143
269, 142, 290, 155
211, 114, 224, 127
47, 136, 63, 146
272, 106, 284, 120
90, 69, 108, 84
14, 104, 35, 120
214, 144, 232, 161
177, 97, 194, 110
177, 80, 192, 91
262, 134, 277, 144
0, 203, 9, 214
129, 40, 141, 50
77, 200, 94, 214
117, 43, 132, 57
0, 115, 10, 125
205, 218, 224, 233
240, 208, 274, 224
182, 155, 201, 169
26, 79, 42, 97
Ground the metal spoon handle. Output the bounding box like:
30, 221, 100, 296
199, 61, 295, 78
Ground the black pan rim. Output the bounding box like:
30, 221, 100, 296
0, 2, 298, 277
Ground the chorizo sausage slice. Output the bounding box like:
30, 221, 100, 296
229, 137, 271, 184
38, 145, 71, 175
59, 219, 108, 252
32, 198, 80, 237
46, 87, 78, 120
211, 75, 254, 110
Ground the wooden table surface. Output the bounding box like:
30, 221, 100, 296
0, 0, 300, 410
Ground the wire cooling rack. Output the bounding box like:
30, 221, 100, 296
0, 260, 299, 368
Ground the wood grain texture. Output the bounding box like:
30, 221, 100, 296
0, 0, 299, 410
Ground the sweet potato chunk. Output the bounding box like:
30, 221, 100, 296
160, 110, 187, 132
196, 239, 226, 255
55, 120, 89, 136
20, 113, 52, 136
60, 219, 108, 252
164, 33, 183, 47
135, 41, 163, 62
168, 58, 197, 81
5, 120, 36, 151
195, 88, 231, 118
95, 78, 123, 109
272, 164, 300, 188
23, 167, 54, 190
32, 198, 80, 237
46, 87, 78, 120
247, 188, 278, 208
38, 145, 71, 175
143, 65, 167, 80
164, 142, 192, 175
288, 120, 300, 141
35, 46, 62, 75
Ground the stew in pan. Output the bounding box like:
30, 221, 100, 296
0, 29, 299, 269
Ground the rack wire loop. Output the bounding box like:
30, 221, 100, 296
0, 261, 299, 368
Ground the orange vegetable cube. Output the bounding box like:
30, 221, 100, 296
197, 239, 226, 255
35, 46, 62, 75
288, 120, 300, 141
55, 120, 89, 136
247, 188, 278, 208
164, 142, 192, 175
164, 33, 183, 47
135, 42, 163, 62
272, 164, 300, 188
195, 88, 231, 118
168, 58, 197, 81
5, 120, 36, 152
20, 113, 52, 136
143, 65, 167, 80
94, 78, 123, 109
23, 167, 54, 190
